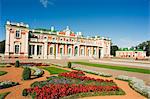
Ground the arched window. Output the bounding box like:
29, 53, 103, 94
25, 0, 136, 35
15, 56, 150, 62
68, 48, 71, 55
50, 47, 53, 55
75, 46, 78, 56
15, 45, 20, 54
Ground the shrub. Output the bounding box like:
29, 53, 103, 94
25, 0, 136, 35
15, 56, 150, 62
15, 60, 20, 67
115, 75, 150, 98
68, 62, 72, 68
22, 67, 31, 80
0, 81, 19, 89
22, 89, 28, 96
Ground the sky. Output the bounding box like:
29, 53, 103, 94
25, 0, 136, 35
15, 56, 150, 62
0, 0, 150, 48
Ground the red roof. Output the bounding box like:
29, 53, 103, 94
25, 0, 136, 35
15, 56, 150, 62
70, 33, 75, 36
59, 32, 66, 35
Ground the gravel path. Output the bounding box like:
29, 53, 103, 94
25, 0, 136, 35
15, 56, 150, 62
0, 66, 146, 99
0, 67, 50, 99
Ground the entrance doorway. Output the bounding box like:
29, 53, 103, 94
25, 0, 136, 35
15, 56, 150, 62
74, 46, 78, 56
99, 49, 101, 58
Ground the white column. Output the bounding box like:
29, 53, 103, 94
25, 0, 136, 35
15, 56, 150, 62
65, 44, 67, 55
24, 30, 29, 57
44, 42, 48, 59
35, 45, 37, 56
78, 45, 80, 56
56, 44, 58, 58
5, 27, 10, 56
85, 46, 87, 56
72, 45, 74, 56
101, 48, 104, 58
97, 47, 99, 58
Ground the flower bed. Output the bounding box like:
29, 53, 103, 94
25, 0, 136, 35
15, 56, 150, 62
59, 71, 113, 82
115, 75, 150, 98
0, 81, 19, 89
10, 62, 49, 67
24, 84, 122, 99
23, 71, 125, 98
73, 67, 112, 77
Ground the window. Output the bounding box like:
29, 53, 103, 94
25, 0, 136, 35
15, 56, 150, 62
81, 49, 84, 55
16, 30, 20, 38
60, 48, 63, 55
15, 45, 20, 54
37, 45, 42, 55
88, 49, 90, 56
93, 49, 96, 55
50, 47, 53, 55
29, 45, 35, 55
68, 48, 71, 55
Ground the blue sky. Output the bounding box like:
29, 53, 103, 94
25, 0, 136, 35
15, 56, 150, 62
0, 0, 149, 47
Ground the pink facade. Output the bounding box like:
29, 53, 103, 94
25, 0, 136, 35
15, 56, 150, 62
5, 21, 111, 59
116, 50, 146, 59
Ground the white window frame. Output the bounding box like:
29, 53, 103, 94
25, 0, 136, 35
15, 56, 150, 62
68, 48, 71, 55
81, 48, 84, 55
15, 30, 21, 38
15, 45, 20, 54
29, 45, 35, 55
50, 47, 54, 55
37, 45, 42, 55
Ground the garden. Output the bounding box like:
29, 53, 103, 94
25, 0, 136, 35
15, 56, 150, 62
0, 61, 149, 99
22, 71, 125, 99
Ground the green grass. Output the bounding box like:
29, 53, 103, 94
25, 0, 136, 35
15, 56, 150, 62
0, 92, 10, 99
42, 66, 69, 74
0, 71, 7, 76
72, 62, 150, 74
61, 89, 125, 99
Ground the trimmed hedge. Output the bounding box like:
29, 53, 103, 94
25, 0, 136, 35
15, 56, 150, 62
15, 60, 20, 67
68, 62, 72, 68
0, 81, 19, 89
115, 75, 150, 98
22, 89, 28, 96
22, 67, 31, 80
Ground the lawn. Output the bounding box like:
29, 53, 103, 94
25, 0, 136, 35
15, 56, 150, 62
42, 66, 69, 74
72, 62, 150, 74
0, 92, 10, 99
0, 71, 7, 76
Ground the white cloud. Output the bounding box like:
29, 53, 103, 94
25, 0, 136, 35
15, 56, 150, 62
40, 0, 54, 8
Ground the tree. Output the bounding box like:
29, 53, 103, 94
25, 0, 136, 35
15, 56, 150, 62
136, 40, 150, 56
0, 40, 5, 53
111, 45, 119, 56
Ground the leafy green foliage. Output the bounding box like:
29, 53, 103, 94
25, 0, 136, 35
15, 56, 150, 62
15, 60, 20, 67
22, 89, 28, 96
0, 92, 10, 99
22, 67, 31, 80
73, 62, 150, 74
0, 40, 5, 53
136, 40, 150, 56
0, 71, 7, 76
67, 62, 72, 68
42, 66, 69, 74
111, 45, 119, 56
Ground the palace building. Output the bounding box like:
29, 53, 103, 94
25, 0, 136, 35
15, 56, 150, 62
116, 48, 146, 59
5, 21, 111, 59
